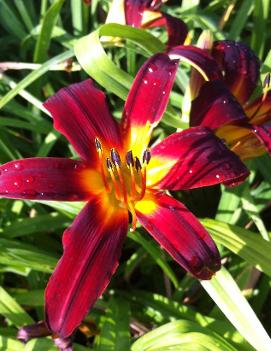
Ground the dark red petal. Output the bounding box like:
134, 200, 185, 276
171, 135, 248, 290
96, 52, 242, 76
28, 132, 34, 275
0, 158, 92, 201
121, 53, 178, 152
45, 197, 128, 338
190, 80, 248, 129
168, 45, 222, 81
147, 127, 249, 190
135, 192, 221, 280
143, 12, 188, 48
252, 125, 271, 155
44, 79, 122, 162
125, 0, 149, 26
212, 40, 260, 104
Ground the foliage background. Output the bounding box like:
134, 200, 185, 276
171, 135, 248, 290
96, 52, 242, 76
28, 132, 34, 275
0, 0, 271, 350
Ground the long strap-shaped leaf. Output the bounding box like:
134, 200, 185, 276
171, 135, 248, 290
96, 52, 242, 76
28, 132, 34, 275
201, 267, 271, 351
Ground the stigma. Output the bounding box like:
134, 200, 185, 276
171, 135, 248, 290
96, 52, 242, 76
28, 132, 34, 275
95, 138, 151, 230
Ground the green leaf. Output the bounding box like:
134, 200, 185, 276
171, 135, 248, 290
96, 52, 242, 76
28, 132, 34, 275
201, 267, 271, 351
34, 0, 65, 62
131, 319, 239, 351
128, 232, 179, 288
94, 297, 130, 351
0, 50, 74, 110
202, 218, 271, 276
0, 336, 25, 351
0, 286, 33, 326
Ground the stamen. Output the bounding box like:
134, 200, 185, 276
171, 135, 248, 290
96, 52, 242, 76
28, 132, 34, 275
139, 166, 147, 200
142, 149, 151, 164
110, 148, 121, 167
262, 73, 270, 102
126, 150, 134, 167
95, 137, 102, 152
106, 158, 122, 200
110, 150, 128, 204
135, 157, 142, 172
95, 138, 110, 192
126, 151, 136, 198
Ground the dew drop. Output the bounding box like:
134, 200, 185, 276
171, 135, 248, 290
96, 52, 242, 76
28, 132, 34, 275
143, 79, 148, 85
25, 176, 34, 184
14, 162, 23, 170
5, 190, 9, 194
153, 82, 157, 86
148, 63, 157, 73
13, 180, 22, 187
215, 174, 220, 179
189, 169, 193, 174
162, 91, 166, 95
222, 99, 227, 104
3, 168, 8, 172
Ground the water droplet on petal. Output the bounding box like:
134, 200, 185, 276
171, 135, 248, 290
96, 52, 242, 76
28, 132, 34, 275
5, 190, 9, 194
143, 79, 148, 85
162, 91, 166, 95
14, 180, 22, 187
189, 169, 193, 174
3, 168, 8, 172
148, 63, 157, 73
14, 162, 23, 170
25, 176, 34, 184
215, 174, 220, 179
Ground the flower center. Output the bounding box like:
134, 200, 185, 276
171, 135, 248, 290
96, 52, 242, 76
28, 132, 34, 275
95, 138, 151, 230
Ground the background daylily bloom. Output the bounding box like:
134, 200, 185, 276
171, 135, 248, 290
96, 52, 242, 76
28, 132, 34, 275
188, 40, 271, 160
0, 53, 249, 347
106, 0, 188, 48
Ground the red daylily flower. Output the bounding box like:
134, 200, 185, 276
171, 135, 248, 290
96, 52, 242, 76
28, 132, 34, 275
106, 0, 188, 48
188, 40, 271, 160
0, 54, 249, 348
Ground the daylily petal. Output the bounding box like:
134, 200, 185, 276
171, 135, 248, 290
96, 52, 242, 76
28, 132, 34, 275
124, 0, 149, 26
168, 45, 222, 81
121, 53, 178, 157
143, 12, 188, 48
190, 80, 248, 129
0, 158, 98, 201
212, 40, 260, 104
45, 195, 128, 338
147, 127, 249, 190
135, 192, 221, 279
44, 79, 122, 163
245, 91, 271, 124
252, 125, 271, 155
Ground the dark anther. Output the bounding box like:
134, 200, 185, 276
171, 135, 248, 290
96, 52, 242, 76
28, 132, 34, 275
263, 73, 270, 88
110, 148, 121, 166
126, 150, 134, 167
135, 157, 142, 172
143, 149, 151, 164
95, 138, 102, 151
106, 158, 113, 170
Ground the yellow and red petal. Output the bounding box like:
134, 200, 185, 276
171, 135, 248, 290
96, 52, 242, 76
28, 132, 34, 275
143, 12, 188, 48
135, 192, 221, 280
44, 79, 122, 163
0, 158, 98, 201
168, 45, 222, 81
124, 0, 163, 26
190, 80, 248, 129
147, 127, 249, 190
121, 53, 178, 157
212, 40, 260, 105
45, 195, 128, 338
245, 91, 271, 124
